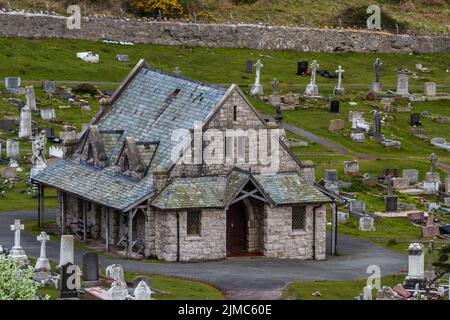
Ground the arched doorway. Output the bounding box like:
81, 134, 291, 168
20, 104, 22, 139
226, 201, 247, 255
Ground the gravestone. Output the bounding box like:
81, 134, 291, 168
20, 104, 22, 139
59, 131, 77, 141
0, 119, 15, 131
444, 197, 450, 207
108, 282, 127, 300
25, 86, 37, 111
424, 82, 436, 96
329, 119, 344, 131
8, 220, 28, 263
173, 67, 181, 76
0, 167, 18, 179
359, 216, 375, 231
106, 264, 127, 290
325, 169, 338, 182
6, 139, 19, 160
370, 58, 382, 93
245, 59, 253, 74
363, 286, 372, 300
5, 77, 21, 92
134, 281, 152, 300
304, 60, 319, 96
396, 74, 409, 95
116, 54, 129, 62
344, 160, 359, 175
132, 276, 152, 290
350, 132, 365, 143
333, 66, 345, 94
18, 105, 32, 138
40, 127, 54, 138
372, 111, 382, 140
59, 235, 74, 267
40, 108, 56, 121
297, 60, 308, 75
385, 195, 398, 212
58, 262, 81, 299
42, 80, 56, 92
404, 243, 426, 289
330, 101, 339, 113
350, 200, 365, 215
410, 113, 421, 126
403, 169, 419, 185
337, 212, 349, 225
250, 60, 264, 96
82, 252, 100, 287
392, 177, 410, 190
35, 231, 51, 272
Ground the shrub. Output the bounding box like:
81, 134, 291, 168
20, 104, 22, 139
387, 239, 398, 246
73, 83, 98, 96
128, 0, 184, 18
0, 255, 40, 300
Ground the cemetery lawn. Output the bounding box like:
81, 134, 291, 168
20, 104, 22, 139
283, 274, 406, 300
0, 38, 449, 88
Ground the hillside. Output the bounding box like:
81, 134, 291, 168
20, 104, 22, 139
3, 0, 450, 34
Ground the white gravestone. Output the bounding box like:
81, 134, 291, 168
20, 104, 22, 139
106, 264, 127, 290
59, 235, 74, 267
40, 108, 56, 121
344, 160, 359, 175
18, 105, 32, 138
134, 281, 152, 300
396, 74, 409, 95
25, 86, 37, 111
305, 60, 319, 96
405, 243, 425, 289
250, 60, 264, 96
363, 285, 372, 300
35, 231, 51, 272
359, 216, 375, 231
6, 139, 19, 160
8, 220, 28, 263
108, 282, 127, 300
333, 65, 345, 94
424, 82, 436, 96
403, 169, 419, 185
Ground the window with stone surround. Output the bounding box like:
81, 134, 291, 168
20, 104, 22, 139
187, 210, 201, 236
233, 105, 238, 121
292, 206, 306, 230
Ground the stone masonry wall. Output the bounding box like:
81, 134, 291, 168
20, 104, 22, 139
153, 209, 226, 262
264, 204, 326, 260
0, 12, 448, 53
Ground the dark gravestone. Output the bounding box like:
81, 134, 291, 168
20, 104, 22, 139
42, 80, 56, 92
385, 195, 398, 212
384, 169, 398, 178
410, 113, 421, 126
82, 252, 99, 284
245, 59, 253, 74
330, 100, 340, 113
40, 127, 54, 139
297, 60, 308, 75
0, 119, 15, 131
58, 262, 80, 299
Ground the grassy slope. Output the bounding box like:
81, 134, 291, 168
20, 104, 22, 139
8, 0, 450, 33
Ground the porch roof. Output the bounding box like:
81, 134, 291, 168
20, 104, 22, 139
151, 169, 331, 210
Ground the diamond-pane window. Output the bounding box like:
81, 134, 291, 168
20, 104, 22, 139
292, 206, 306, 230
187, 211, 201, 235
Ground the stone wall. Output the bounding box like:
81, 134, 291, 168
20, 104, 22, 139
0, 12, 448, 53
263, 204, 326, 260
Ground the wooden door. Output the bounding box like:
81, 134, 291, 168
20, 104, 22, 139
226, 201, 247, 254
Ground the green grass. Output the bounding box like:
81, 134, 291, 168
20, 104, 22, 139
283, 274, 406, 300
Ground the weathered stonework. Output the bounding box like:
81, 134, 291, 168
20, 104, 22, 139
0, 12, 448, 54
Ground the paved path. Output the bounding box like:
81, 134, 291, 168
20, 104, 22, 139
0, 210, 407, 299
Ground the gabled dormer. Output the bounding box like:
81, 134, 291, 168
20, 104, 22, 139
115, 138, 159, 180
80, 125, 107, 168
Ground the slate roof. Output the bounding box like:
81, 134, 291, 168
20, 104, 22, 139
33, 62, 228, 211
152, 169, 330, 210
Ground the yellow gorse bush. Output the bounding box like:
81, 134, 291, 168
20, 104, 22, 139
129, 0, 184, 18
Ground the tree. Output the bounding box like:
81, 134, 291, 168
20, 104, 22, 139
0, 255, 40, 300
430, 244, 450, 285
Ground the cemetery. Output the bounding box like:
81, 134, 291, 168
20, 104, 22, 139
0, 1, 449, 304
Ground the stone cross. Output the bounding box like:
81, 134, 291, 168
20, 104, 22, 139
374, 58, 382, 83
8, 219, 28, 262
335, 66, 344, 89
271, 78, 280, 94
429, 153, 438, 173
254, 60, 263, 86
134, 280, 152, 300
36, 231, 51, 272
11, 220, 24, 248
373, 110, 382, 140
309, 60, 319, 85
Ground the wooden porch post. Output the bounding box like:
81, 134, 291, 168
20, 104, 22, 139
61, 193, 66, 235
331, 202, 337, 256
105, 208, 110, 252
127, 209, 137, 257
83, 201, 87, 242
